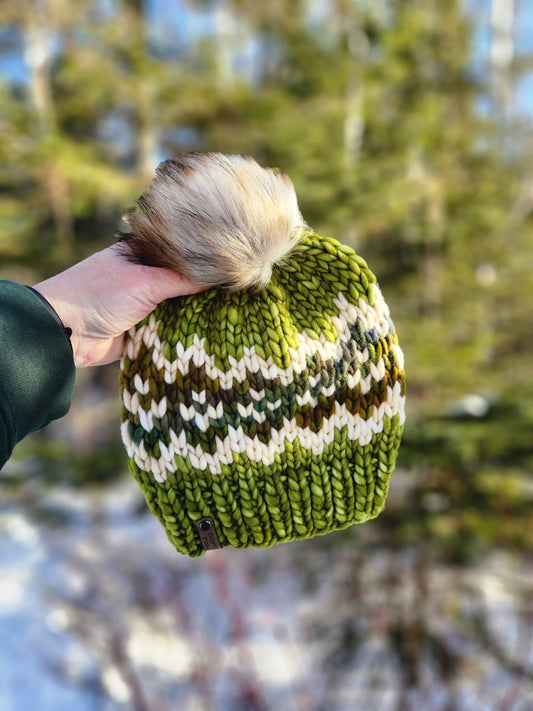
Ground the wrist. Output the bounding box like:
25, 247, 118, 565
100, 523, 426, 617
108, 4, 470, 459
26, 286, 73, 343
30, 283, 86, 365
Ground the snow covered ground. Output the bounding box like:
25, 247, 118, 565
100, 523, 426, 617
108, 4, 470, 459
1, 476, 532, 711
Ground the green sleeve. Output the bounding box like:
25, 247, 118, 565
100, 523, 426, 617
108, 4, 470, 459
0, 281, 76, 469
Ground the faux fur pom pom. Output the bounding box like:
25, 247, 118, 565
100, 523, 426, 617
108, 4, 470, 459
118, 152, 307, 292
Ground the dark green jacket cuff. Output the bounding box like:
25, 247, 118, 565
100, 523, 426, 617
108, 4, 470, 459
0, 280, 75, 468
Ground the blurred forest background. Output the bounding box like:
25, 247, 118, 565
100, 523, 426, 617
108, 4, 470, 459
1, 0, 532, 709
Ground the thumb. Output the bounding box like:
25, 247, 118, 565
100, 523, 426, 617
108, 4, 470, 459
138, 264, 208, 306
110, 243, 208, 305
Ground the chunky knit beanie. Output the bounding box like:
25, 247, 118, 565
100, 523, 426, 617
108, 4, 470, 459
119, 153, 406, 557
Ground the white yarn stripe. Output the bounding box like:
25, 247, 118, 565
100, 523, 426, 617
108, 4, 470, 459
123, 354, 393, 425
122, 382, 406, 481
121, 288, 395, 391
122, 293, 400, 423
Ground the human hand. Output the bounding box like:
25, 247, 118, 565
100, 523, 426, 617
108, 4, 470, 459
34, 244, 206, 367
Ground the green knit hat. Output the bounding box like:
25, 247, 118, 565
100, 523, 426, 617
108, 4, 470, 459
119, 228, 406, 557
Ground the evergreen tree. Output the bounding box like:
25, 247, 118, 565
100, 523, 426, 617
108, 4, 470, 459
1, 0, 532, 505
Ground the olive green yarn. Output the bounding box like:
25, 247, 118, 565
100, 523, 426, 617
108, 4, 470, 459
120, 231, 406, 556
127, 416, 403, 557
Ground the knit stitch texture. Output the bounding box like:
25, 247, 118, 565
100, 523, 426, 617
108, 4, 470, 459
120, 231, 406, 556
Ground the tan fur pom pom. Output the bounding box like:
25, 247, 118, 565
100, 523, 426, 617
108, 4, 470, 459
118, 152, 307, 291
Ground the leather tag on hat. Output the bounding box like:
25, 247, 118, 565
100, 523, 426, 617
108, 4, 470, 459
195, 518, 222, 551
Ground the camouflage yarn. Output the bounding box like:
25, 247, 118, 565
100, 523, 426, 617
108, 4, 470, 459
120, 232, 406, 557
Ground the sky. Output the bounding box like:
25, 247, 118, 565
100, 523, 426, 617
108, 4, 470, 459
466, 0, 533, 117
0, 0, 532, 115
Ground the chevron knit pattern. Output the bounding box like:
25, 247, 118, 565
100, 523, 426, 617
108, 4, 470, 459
120, 232, 406, 557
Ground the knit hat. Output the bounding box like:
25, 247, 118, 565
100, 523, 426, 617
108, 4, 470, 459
119, 153, 406, 557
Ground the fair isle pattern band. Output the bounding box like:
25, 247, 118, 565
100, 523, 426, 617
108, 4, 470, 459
120, 232, 406, 557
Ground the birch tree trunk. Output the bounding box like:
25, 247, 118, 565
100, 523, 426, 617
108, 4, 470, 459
24, 0, 74, 262
490, 0, 515, 140
407, 146, 445, 319
129, 0, 158, 181
336, 0, 368, 168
